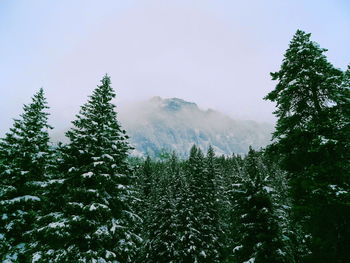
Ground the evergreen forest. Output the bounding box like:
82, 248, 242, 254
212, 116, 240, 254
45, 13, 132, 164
1, 30, 349, 263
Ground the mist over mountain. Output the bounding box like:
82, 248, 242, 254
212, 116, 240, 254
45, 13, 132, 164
118, 96, 274, 157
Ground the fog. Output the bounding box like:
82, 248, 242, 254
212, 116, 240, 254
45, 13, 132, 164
116, 97, 274, 156
1, 0, 350, 136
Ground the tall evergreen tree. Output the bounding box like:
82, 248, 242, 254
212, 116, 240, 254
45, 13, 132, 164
264, 30, 350, 262
33, 75, 141, 262
232, 148, 291, 263
176, 145, 220, 262
204, 146, 222, 260
141, 155, 153, 199
218, 154, 244, 262
0, 89, 52, 262
143, 153, 180, 263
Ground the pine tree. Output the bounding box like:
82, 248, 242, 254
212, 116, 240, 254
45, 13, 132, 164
0, 89, 52, 262
204, 146, 222, 260
33, 75, 141, 262
175, 145, 220, 262
141, 155, 153, 199
218, 154, 243, 262
232, 148, 291, 263
133, 155, 154, 261
30, 142, 70, 263
264, 30, 350, 262
143, 153, 180, 263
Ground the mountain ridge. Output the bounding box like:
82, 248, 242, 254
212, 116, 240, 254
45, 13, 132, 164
118, 96, 274, 157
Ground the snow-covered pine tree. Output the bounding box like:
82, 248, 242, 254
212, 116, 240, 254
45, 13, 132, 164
232, 148, 291, 263
141, 156, 153, 199
175, 145, 220, 263
217, 154, 244, 262
30, 142, 70, 263
203, 146, 222, 260
33, 75, 141, 262
262, 153, 300, 262
132, 155, 154, 259
264, 30, 350, 262
143, 153, 180, 263
0, 88, 52, 262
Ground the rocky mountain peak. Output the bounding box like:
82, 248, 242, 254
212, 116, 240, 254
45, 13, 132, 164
150, 96, 198, 112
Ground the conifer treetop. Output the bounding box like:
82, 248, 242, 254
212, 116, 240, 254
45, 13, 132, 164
264, 29, 343, 138
66, 74, 131, 161
0, 88, 52, 262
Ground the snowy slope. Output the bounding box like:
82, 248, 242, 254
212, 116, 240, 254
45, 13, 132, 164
118, 97, 273, 157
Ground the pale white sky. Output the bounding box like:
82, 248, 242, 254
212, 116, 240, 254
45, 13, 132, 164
1, 0, 349, 135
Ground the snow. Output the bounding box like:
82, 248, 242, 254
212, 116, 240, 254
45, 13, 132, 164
102, 154, 114, 160
277, 248, 286, 256
289, 79, 297, 85
82, 171, 94, 178
32, 252, 42, 263
89, 204, 98, 211
48, 222, 66, 228
123, 210, 142, 222
319, 135, 337, 145
263, 186, 274, 193
199, 251, 207, 257
68, 167, 76, 172
105, 250, 116, 259
5, 221, 14, 231
261, 207, 268, 213
2, 195, 40, 204
94, 225, 109, 237
3, 243, 25, 263
336, 190, 348, 196
72, 215, 82, 221
329, 185, 348, 196
88, 203, 109, 211
49, 179, 65, 184
4, 169, 12, 174
93, 161, 104, 167
111, 218, 123, 233
69, 202, 84, 208
329, 185, 337, 190
233, 245, 243, 252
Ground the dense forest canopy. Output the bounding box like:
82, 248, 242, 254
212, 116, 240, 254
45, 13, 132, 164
0, 30, 349, 263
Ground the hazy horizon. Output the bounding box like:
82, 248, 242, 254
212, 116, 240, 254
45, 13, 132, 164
1, 0, 350, 136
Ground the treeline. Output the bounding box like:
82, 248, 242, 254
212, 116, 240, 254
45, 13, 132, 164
0, 29, 349, 263
133, 146, 296, 263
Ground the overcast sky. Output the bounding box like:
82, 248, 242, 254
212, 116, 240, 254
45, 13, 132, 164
1, 0, 350, 135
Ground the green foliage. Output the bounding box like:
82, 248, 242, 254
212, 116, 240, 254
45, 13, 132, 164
2, 31, 349, 263
265, 30, 350, 262
33, 75, 141, 263
0, 89, 52, 262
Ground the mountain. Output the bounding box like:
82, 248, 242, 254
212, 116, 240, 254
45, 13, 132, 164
118, 96, 274, 157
